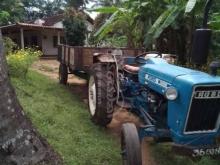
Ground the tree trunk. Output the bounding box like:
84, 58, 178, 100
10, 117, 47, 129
0, 31, 62, 165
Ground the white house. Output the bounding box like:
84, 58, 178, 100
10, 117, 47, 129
0, 14, 93, 57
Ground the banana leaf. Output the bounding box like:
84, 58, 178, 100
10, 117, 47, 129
144, 5, 183, 47
185, 0, 197, 13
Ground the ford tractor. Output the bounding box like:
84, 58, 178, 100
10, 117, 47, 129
87, 0, 220, 164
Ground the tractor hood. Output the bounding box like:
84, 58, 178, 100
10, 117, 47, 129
138, 58, 220, 94
139, 58, 220, 145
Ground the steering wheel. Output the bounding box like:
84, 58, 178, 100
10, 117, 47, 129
135, 51, 162, 64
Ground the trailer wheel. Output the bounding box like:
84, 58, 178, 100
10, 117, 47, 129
121, 123, 142, 165
59, 63, 68, 85
88, 63, 116, 126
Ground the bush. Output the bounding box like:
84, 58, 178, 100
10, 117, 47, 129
7, 48, 42, 78
3, 37, 18, 55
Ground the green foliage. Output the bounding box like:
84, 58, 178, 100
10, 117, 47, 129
89, 6, 118, 13
93, 10, 119, 39
92, 6, 143, 47
0, 0, 24, 25
12, 71, 121, 165
3, 37, 18, 55
211, 31, 220, 58
0, 11, 10, 25
102, 35, 127, 47
90, 0, 185, 48
185, 0, 198, 13
209, 14, 220, 30
90, 35, 127, 47
63, 13, 87, 46
22, 0, 65, 20
144, 5, 183, 47
7, 48, 41, 78
91, 0, 220, 63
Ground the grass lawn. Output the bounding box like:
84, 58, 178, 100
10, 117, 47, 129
151, 143, 220, 165
12, 70, 121, 165
11, 70, 220, 165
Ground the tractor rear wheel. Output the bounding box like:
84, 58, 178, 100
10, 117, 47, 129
59, 63, 68, 85
121, 123, 142, 165
88, 63, 116, 126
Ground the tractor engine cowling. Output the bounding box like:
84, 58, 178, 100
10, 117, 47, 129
138, 58, 220, 146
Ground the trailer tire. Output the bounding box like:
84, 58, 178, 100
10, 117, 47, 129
88, 63, 116, 126
59, 63, 68, 85
121, 123, 142, 165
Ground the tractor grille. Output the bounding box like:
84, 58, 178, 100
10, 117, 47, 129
185, 86, 220, 133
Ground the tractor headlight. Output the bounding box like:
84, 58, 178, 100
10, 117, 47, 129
165, 87, 178, 100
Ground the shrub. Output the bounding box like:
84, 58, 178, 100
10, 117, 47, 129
7, 48, 42, 78
3, 37, 18, 55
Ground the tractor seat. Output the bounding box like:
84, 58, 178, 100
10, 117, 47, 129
123, 65, 140, 74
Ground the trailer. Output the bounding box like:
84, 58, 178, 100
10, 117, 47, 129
57, 45, 144, 84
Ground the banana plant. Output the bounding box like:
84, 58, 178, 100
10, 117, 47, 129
89, 0, 165, 47
144, 0, 201, 47
90, 0, 217, 49
144, 5, 184, 47
185, 0, 197, 13
90, 6, 140, 47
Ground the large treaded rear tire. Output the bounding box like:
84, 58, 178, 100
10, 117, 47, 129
59, 63, 68, 85
88, 63, 117, 126
121, 123, 142, 165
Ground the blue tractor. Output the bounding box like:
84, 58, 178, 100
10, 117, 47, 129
88, 0, 220, 164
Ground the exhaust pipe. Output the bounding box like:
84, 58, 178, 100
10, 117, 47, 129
191, 0, 214, 65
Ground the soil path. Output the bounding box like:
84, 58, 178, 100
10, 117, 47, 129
32, 59, 156, 165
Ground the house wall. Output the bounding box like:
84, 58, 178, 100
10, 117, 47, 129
3, 29, 63, 56
41, 30, 60, 56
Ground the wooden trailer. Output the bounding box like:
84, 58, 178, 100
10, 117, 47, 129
57, 45, 144, 84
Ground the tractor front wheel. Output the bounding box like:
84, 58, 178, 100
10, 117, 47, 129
59, 63, 68, 85
88, 63, 116, 126
121, 123, 142, 165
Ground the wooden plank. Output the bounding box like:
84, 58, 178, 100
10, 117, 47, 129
64, 46, 66, 63
61, 45, 64, 61
83, 48, 93, 66
69, 48, 75, 66
68, 48, 70, 66
74, 47, 80, 69
60, 45, 144, 71
78, 48, 83, 69
65, 47, 69, 64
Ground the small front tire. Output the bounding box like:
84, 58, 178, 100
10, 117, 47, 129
121, 123, 142, 165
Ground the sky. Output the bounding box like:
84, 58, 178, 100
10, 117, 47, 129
86, 1, 98, 19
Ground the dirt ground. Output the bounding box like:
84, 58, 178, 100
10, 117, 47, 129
32, 59, 156, 165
